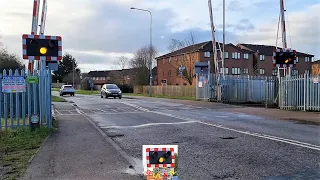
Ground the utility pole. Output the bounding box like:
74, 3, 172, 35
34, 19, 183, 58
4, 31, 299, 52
72, 60, 75, 87
130, 7, 153, 97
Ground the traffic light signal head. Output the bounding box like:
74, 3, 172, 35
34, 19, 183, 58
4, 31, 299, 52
273, 48, 296, 67
149, 151, 173, 164
22, 34, 62, 61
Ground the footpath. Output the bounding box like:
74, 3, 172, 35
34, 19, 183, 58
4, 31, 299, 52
21, 102, 141, 180
123, 95, 320, 124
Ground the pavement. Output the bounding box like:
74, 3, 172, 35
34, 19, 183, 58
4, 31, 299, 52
21, 102, 141, 180
44, 92, 320, 179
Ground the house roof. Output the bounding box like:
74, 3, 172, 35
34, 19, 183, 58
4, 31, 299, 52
88, 68, 139, 77
156, 41, 210, 59
156, 41, 256, 59
238, 43, 314, 57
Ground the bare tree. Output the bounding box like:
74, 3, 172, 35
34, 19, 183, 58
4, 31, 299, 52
167, 31, 198, 85
130, 45, 157, 85
112, 56, 130, 85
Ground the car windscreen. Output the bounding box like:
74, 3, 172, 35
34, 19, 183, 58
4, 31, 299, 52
106, 85, 119, 89
63, 86, 73, 89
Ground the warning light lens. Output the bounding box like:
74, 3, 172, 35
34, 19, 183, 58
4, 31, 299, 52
40, 47, 47, 55
285, 59, 289, 63
159, 157, 165, 163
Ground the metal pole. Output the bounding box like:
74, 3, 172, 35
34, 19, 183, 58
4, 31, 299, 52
149, 11, 153, 97
223, 0, 225, 75
130, 7, 153, 97
72, 60, 75, 87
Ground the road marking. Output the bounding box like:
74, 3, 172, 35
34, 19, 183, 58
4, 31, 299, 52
97, 108, 107, 113
121, 102, 320, 151
100, 121, 198, 129
75, 108, 83, 114
55, 109, 62, 115
199, 121, 320, 151
119, 102, 150, 112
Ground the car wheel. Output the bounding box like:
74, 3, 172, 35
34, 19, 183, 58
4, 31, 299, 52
104, 93, 108, 99
101, 93, 103, 98
119, 96, 122, 99
114, 97, 116, 99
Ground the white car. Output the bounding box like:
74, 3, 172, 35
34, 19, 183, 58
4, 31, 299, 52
59, 85, 75, 96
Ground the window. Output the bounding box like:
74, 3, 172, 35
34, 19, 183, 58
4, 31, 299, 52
168, 70, 172, 77
259, 55, 265, 61
243, 68, 249, 74
292, 69, 299, 76
232, 52, 241, 59
272, 69, 278, 76
224, 52, 229, 59
204, 51, 210, 57
305, 57, 312, 62
220, 68, 228, 74
259, 68, 265, 75
102, 77, 106, 80
93, 77, 96, 80
296, 57, 299, 63
243, 53, 249, 59
232, 68, 240, 75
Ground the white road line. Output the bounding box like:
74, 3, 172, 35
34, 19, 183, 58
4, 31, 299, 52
97, 108, 107, 113
100, 121, 198, 129
199, 121, 320, 151
54, 109, 62, 115
75, 108, 83, 114
121, 101, 320, 151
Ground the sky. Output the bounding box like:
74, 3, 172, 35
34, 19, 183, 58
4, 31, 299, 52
0, 0, 319, 72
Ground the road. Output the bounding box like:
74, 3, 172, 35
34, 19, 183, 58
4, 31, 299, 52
52, 92, 320, 180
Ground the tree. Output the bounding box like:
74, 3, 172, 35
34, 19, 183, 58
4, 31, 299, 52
167, 31, 198, 85
0, 41, 24, 72
130, 45, 157, 85
52, 53, 81, 83
111, 56, 130, 85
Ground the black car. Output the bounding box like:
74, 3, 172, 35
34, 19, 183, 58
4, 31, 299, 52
100, 84, 122, 99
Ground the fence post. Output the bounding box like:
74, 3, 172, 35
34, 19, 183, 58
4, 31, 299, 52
22, 69, 26, 126
265, 78, 268, 108
9, 70, 14, 128
15, 70, 20, 127
0, 71, 2, 129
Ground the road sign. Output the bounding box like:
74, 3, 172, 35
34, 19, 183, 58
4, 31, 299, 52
26, 76, 39, 84
1, 76, 26, 93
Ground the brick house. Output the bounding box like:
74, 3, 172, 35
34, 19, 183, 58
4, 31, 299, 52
156, 41, 315, 85
156, 41, 260, 85
237, 44, 314, 76
88, 68, 138, 90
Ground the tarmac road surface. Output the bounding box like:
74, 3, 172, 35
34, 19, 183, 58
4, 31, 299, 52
52, 92, 320, 180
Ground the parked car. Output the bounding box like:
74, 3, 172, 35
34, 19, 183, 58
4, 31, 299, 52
59, 85, 75, 96
100, 84, 122, 99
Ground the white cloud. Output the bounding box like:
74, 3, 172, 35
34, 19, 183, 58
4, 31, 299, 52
237, 3, 320, 58
0, 0, 319, 72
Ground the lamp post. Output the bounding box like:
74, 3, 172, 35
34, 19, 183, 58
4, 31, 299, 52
131, 7, 153, 97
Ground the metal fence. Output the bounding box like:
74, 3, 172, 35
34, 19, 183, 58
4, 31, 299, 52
279, 74, 320, 111
0, 69, 52, 130
197, 74, 278, 105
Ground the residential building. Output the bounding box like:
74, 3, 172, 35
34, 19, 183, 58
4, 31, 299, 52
312, 60, 320, 76
156, 41, 258, 85
237, 44, 314, 76
88, 69, 137, 90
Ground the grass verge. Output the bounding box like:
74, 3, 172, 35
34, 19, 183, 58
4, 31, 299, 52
51, 95, 67, 102
0, 126, 51, 179
123, 93, 197, 101
75, 90, 100, 95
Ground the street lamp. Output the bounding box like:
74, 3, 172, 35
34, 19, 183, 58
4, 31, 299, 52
131, 7, 153, 97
